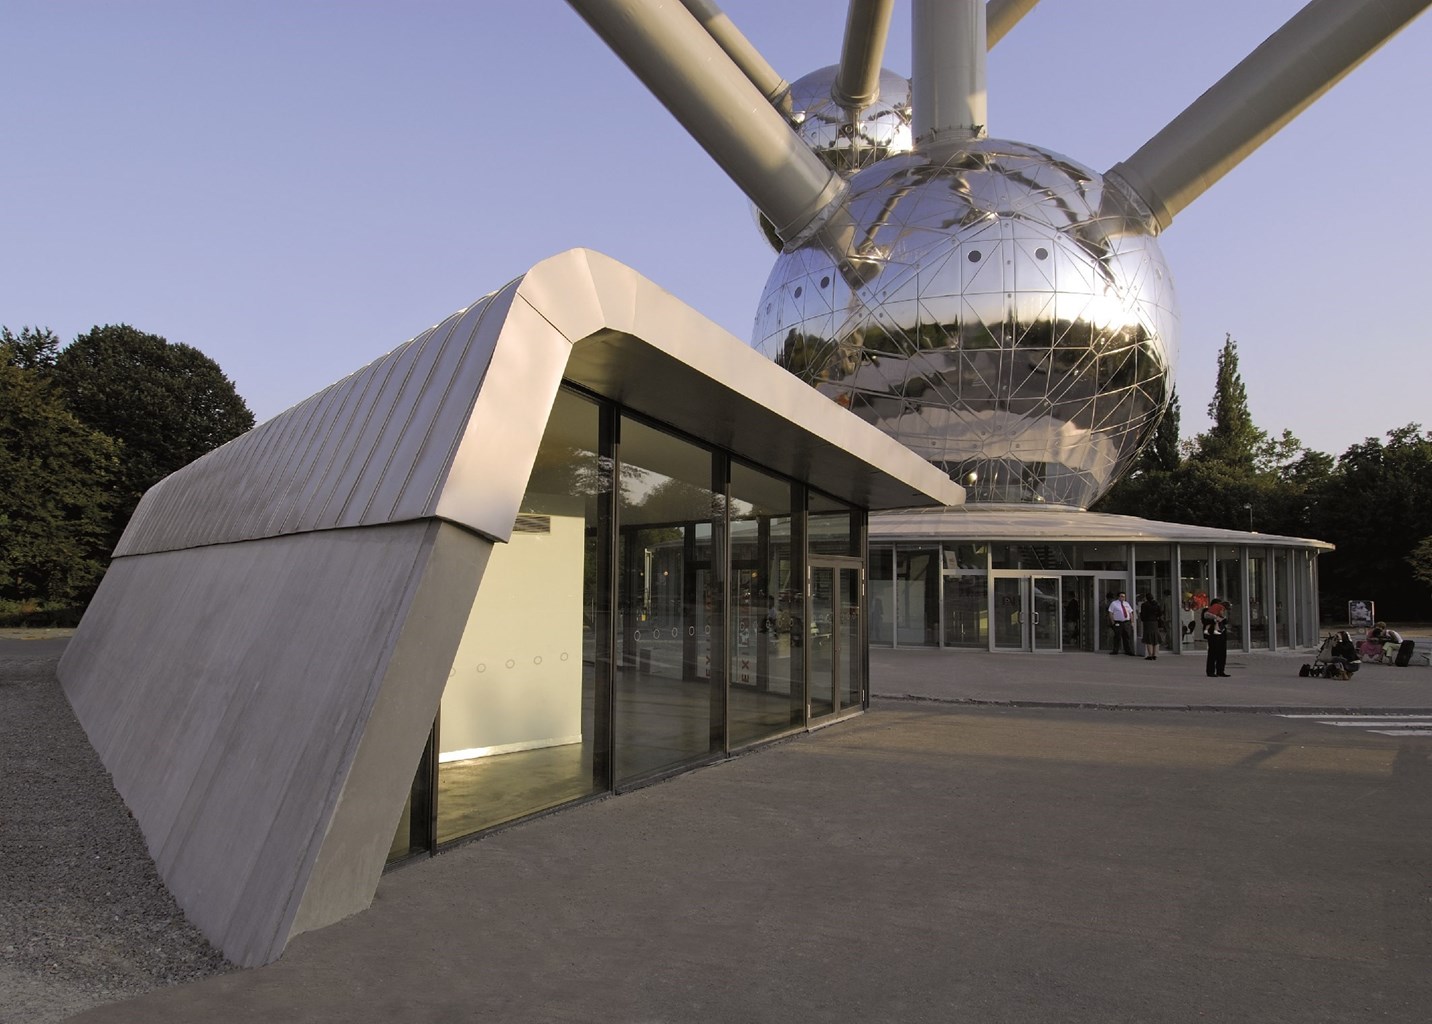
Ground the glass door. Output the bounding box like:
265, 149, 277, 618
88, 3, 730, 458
809, 560, 862, 721
1031, 576, 1061, 652
993, 577, 1026, 651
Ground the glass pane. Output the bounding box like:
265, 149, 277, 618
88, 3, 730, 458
1274, 549, 1292, 648
869, 547, 894, 646
809, 492, 856, 556
729, 461, 801, 747
1032, 578, 1060, 650
809, 565, 835, 717
434, 389, 606, 845
1179, 551, 1211, 648
1215, 545, 1242, 647
615, 417, 720, 784
895, 548, 940, 646
1247, 550, 1268, 649
943, 574, 988, 648
993, 578, 1024, 649
943, 543, 988, 571
840, 566, 862, 710
1135, 545, 1173, 654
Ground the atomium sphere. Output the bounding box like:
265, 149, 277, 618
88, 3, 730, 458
755, 65, 913, 249
752, 138, 1178, 509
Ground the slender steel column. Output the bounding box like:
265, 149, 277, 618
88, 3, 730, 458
833, 0, 896, 111
1108, 0, 1431, 232
677, 0, 792, 117
912, 0, 988, 150
568, 0, 844, 249
987, 0, 1042, 48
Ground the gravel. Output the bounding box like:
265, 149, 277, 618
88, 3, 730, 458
0, 647, 231, 1023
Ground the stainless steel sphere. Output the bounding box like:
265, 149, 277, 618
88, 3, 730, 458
752, 138, 1178, 509
755, 65, 913, 249
786, 65, 913, 174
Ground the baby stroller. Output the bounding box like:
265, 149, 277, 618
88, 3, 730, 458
1299, 633, 1359, 679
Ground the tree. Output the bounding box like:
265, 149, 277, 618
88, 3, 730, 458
51, 324, 255, 547
1308, 424, 1432, 619
1192, 334, 1264, 470
0, 331, 119, 605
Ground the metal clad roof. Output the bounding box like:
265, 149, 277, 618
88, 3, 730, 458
115, 250, 962, 558
871, 504, 1333, 550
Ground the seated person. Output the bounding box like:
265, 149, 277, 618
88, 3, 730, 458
1330, 630, 1360, 677
1359, 623, 1388, 662
1381, 623, 1404, 663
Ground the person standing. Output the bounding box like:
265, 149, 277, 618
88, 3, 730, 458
1107, 591, 1135, 656
1065, 592, 1081, 643
1139, 592, 1164, 660
1203, 597, 1230, 677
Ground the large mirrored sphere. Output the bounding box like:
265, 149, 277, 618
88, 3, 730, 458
755, 66, 913, 249
752, 139, 1178, 509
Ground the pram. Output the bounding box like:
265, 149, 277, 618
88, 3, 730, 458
1299, 633, 1360, 679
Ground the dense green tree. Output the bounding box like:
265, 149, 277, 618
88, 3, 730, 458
0, 326, 61, 371
1408, 536, 1432, 597
51, 324, 255, 547
1192, 334, 1264, 470
0, 332, 119, 604
1308, 424, 1432, 619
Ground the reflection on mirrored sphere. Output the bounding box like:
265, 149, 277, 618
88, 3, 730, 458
752, 138, 1178, 509
755, 66, 914, 249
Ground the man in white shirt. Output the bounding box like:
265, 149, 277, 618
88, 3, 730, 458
1107, 591, 1136, 656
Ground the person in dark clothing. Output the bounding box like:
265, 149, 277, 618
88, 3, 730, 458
1139, 593, 1164, 660
1329, 630, 1359, 679
1203, 597, 1229, 677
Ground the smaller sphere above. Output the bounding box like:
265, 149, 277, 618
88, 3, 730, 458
786, 65, 913, 175
755, 65, 913, 250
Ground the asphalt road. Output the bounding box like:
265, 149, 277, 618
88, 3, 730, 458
68, 701, 1432, 1024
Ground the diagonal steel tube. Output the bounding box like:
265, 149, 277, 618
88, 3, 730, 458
1108, 0, 1432, 232
833, 0, 896, 111
987, 0, 1042, 47
677, 0, 792, 117
568, 0, 844, 249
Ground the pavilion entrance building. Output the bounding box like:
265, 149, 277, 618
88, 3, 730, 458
868, 506, 1329, 656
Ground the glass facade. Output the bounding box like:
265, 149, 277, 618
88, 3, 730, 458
870, 534, 1325, 657
394, 386, 870, 860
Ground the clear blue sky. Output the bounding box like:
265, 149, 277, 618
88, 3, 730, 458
4, 1, 1428, 458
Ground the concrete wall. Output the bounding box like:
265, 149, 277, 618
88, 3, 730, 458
60, 521, 490, 966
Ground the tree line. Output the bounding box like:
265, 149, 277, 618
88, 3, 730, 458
1, 325, 254, 621
1093, 334, 1432, 622
4, 323, 1428, 626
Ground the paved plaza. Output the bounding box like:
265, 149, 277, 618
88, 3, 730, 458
3, 634, 1429, 1023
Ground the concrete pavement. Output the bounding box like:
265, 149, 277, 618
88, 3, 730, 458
19, 635, 1432, 1022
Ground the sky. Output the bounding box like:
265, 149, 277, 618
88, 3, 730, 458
4, 0, 1429, 459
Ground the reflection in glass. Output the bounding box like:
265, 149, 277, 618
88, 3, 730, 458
616, 418, 720, 783
729, 461, 802, 748
434, 389, 606, 844
1135, 544, 1173, 653
809, 565, 835, 718
1179, 551, 1211, 648
839, 566, 862, 710
896, 548, 940, 646
993, 577, 1024, 650
943, 574, 988, 648
1247, 550, 1268, 649
809, 492, 857, 556
869, 547, 894, 647
1216, 545, 1242, 646
1274, 549, 1293, 648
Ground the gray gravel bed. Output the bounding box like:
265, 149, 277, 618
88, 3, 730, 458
0, 652, 230, 1023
